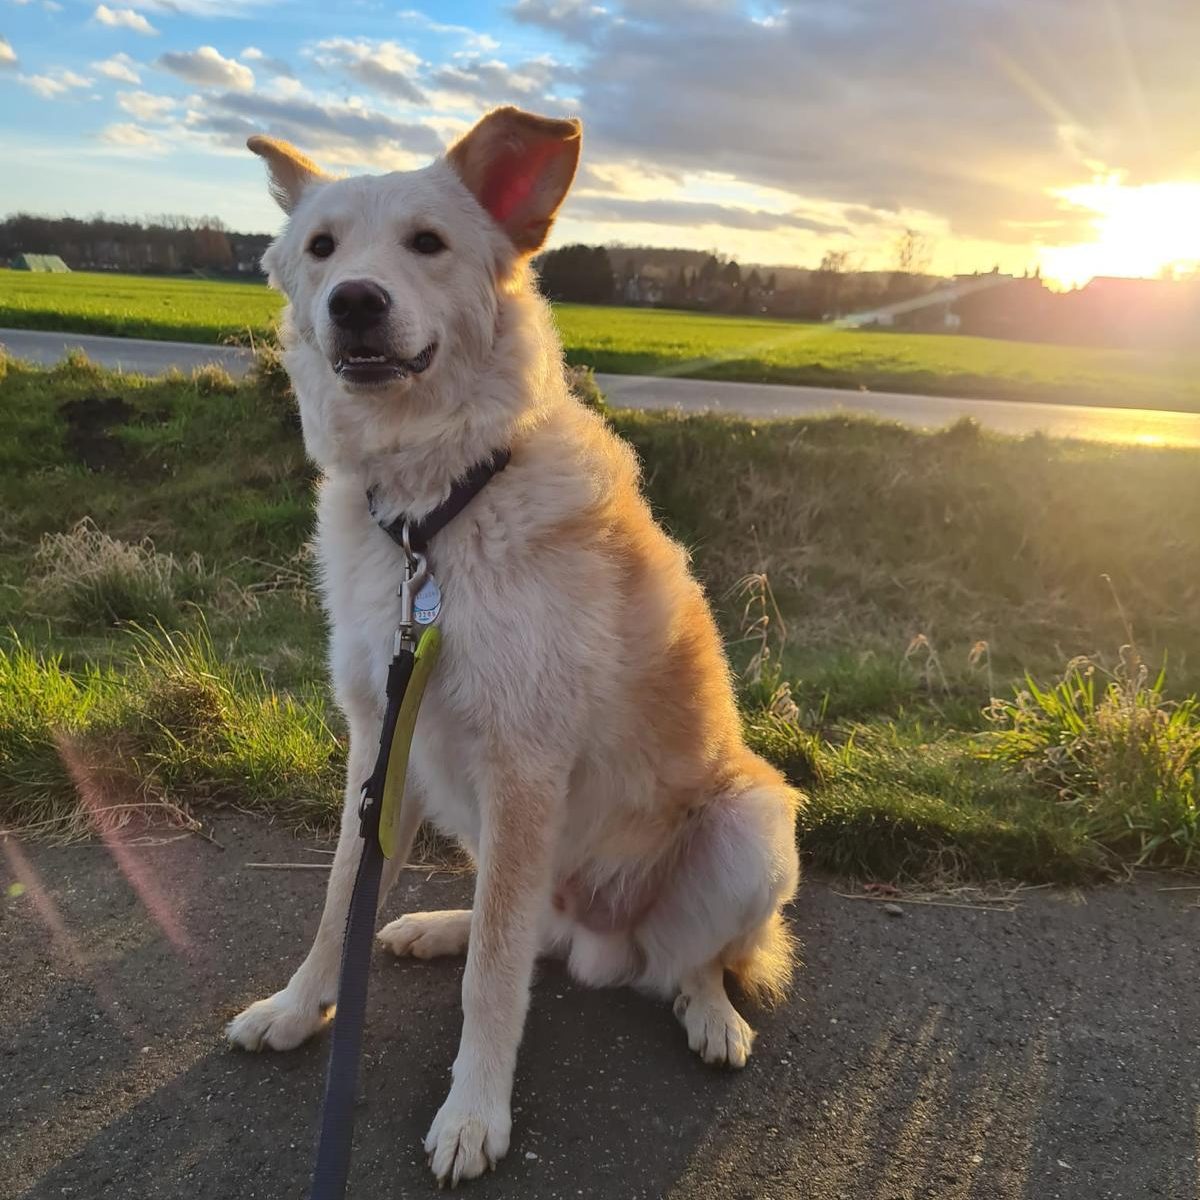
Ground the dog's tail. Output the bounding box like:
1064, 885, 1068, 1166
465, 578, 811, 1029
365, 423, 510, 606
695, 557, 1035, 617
725, 909, 798, 1008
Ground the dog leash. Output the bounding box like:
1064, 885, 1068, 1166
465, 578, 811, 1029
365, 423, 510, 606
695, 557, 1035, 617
308, 449, 510, 1200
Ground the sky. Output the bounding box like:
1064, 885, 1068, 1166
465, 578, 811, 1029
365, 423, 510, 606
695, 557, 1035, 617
1, 0, 1198, 286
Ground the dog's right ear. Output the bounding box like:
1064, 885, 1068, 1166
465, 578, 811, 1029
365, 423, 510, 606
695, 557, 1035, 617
247, 135, 330, 214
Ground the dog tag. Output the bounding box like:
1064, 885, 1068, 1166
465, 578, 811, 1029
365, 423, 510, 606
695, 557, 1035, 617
414, 572, 442, 624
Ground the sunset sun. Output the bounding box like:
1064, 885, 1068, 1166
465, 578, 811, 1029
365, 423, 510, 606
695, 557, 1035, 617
1039, 177, 1200, 289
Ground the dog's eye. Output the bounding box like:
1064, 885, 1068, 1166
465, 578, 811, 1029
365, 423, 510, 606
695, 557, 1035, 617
308, 234, 336, 259
410, 231, 446, 256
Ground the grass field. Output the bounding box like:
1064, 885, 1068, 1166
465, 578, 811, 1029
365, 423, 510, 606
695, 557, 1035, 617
3, 268, 1199, 411
2, 348, 1198, 881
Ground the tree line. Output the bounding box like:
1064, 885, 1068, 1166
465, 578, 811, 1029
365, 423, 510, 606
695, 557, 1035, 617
0, 213, 272, 276
535, 230, 940, 320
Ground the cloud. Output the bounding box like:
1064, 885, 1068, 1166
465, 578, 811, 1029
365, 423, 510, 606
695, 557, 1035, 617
93, 5, 158, 34
397, 10, 500, 53
312, 38, 424, 104
569, 195, 847, 235
0, 37, 16, 68
100, 121, 165, 151
18, 67, 90, 98
240, 45, 294, 78
430, 55, 572, 106
191, 89, 444, 170
159, 45, 254, 90
112, 0, 267, 13
509, 0, 610, 44
118, 89, 175, 121
548, 0, 1199, 246
92, 52, 140, 83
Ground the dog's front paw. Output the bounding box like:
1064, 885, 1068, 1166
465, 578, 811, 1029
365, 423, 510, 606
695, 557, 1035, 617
226, 989, 330, 1051
424, 1084, 512, 1187
673, 991, 756, 1068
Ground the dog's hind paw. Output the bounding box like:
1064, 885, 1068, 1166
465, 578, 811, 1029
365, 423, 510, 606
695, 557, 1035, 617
226, 989, 330, 1052
378, 909, 471, 960
424, 1086, 511, 1187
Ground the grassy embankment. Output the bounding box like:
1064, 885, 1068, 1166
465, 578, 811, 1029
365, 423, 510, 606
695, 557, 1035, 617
3, 350, 1198, 880
3, 268, 1199, 410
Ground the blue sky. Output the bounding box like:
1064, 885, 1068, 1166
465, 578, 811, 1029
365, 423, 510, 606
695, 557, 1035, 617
1, 1, 1197, 280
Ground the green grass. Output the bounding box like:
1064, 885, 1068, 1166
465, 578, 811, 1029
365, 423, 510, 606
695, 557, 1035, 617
1, 347, 1197, 879
4, 269, 1199, 410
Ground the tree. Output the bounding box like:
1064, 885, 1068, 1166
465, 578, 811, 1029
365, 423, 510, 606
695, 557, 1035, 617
816, 250, 852, 318
893, 227, 933, 276
535, 243, 615, 303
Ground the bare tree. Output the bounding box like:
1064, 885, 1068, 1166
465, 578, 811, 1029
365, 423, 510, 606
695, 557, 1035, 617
893, 228, 933, 276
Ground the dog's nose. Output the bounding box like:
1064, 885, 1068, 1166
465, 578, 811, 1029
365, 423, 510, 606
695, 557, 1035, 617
328, 280, 391, 331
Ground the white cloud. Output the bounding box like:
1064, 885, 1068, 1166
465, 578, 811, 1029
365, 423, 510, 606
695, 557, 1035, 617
191, 87, 442, 171
92, 52, 140, 83
93, 5, 158, 35
158, 45, 253, 90
313, 37, 424, 103
397, 10, 500, 53
19, 67, 91, 98
0, 36, 16, 68
118, 88, 174, 120
430, 54, 571, 106
116, 0, 265, 14
100, 121, 166, 151
239, 44, 293, 77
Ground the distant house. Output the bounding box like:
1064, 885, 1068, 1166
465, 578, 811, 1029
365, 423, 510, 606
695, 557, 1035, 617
1068, 275, 1200, 348
11, 253, 71, 272
952, 272, 1056, 341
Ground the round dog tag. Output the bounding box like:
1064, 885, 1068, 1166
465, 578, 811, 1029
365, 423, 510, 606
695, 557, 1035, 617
414, 572, 442, 624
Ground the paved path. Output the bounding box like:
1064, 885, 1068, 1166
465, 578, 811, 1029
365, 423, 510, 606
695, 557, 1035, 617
4, 326, 1200, 447
3, 817, 1198, 1199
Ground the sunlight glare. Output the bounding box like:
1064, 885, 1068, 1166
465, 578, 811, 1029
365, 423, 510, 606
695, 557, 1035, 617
1039, 176, 1200, 289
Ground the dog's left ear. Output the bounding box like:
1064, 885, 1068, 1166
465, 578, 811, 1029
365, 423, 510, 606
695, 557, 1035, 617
447, 107, 582, 255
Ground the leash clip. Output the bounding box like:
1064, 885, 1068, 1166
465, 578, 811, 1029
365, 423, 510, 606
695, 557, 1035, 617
396, 523, 428, 654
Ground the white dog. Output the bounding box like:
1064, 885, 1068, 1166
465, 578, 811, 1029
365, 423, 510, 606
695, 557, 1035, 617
226, 106, 800, 1187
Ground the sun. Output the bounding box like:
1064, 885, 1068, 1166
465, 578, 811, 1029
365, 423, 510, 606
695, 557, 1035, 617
1038, 176, 1200, 289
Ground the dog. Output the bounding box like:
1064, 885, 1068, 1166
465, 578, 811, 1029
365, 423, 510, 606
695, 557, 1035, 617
226, 105, 801, 1187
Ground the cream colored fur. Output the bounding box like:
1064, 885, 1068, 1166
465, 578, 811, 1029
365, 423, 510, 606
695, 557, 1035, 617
225, 107, 801, 1188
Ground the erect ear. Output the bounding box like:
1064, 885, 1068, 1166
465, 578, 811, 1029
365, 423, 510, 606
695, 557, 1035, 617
447, 106, 582, 255
247, 135, 331, 214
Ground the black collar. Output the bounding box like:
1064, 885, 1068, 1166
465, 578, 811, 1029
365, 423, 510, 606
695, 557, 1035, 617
367, 448, 511, 556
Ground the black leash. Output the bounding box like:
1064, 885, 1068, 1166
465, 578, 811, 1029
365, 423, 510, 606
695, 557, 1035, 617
307, 449, 510, 1200
308, 649, 412, 1200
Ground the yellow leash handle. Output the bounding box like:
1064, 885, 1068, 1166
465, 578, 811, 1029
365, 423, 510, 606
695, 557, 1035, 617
378, 625, 442, 858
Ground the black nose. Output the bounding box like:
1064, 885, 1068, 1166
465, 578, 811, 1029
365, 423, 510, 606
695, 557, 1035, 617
328, 280, 391, 331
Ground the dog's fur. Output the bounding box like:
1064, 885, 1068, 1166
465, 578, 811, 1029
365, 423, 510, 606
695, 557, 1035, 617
226, 107, 801, 1187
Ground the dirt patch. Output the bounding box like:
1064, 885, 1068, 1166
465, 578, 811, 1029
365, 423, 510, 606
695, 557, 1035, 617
59, 395, 135, 473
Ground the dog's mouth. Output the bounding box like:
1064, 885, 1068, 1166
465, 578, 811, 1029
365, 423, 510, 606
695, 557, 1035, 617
333, 342, 437, 387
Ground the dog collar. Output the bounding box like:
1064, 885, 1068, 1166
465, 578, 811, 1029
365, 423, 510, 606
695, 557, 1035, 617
367, 448, 511, 555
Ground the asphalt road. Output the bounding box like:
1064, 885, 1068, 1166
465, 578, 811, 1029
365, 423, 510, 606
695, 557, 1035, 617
3, 817, 1198, 1199
5, 326, 1200, 448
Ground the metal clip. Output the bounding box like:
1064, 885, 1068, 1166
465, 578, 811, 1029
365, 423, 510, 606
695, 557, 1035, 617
396, 525, 428, 653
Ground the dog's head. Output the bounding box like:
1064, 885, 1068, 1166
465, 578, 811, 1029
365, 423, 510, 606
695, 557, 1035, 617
249, 107, 581, 396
